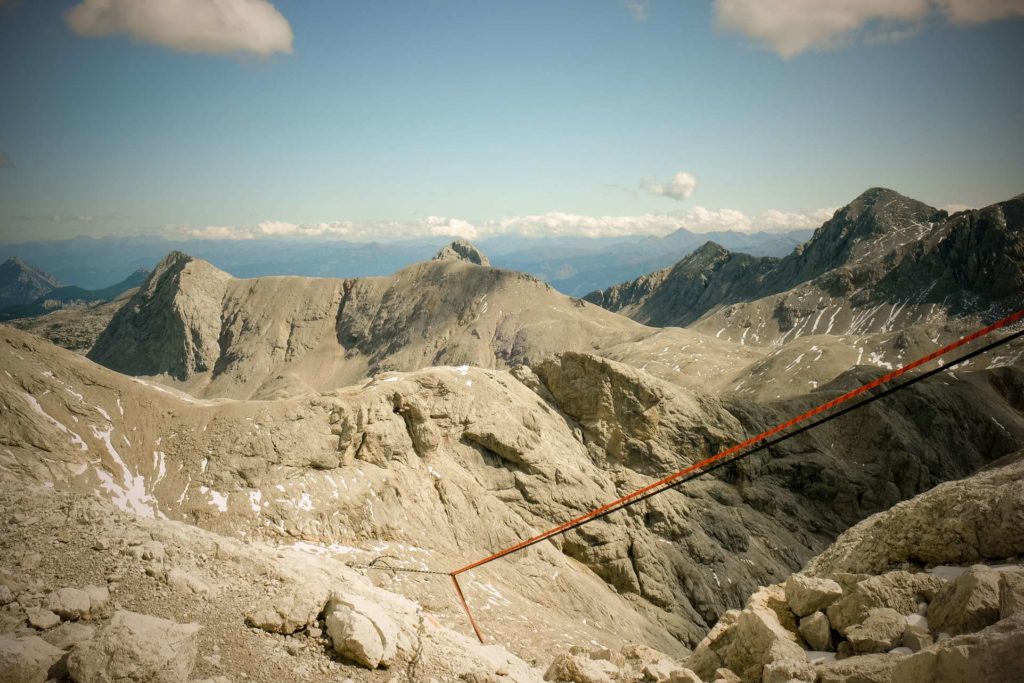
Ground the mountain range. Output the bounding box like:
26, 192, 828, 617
0, 268, 148, 322
0, 227, 814, 295
1, 186, 1022, 682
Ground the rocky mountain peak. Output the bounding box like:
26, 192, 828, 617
88, 251, 232, 381
810, 187, 939, 246
684, 240, 731, 264
432, 239, 490, 266
0, 255, 61, 308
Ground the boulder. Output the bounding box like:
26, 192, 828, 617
67, 610, 201, 683
901, 623, 933, 652
998, 569, 1024, 619
25, 608, 59, 630
139, 540, 165, 562
324, 594, 399, 670
816, 652, 908, 683
0, 635, 64, 683
785, 574, 843, 617
666, 668, 703, 683
720, 606, 805, 682
928, 565, 1001, 635
798, 611, 832, 651
762, 657, 816, 683
827, 571, 946, 635
84, 585, 111, 618
892, 613, 1024, 682
166, 568, 214, 596
41, 622, 95, 650
685, 609, 740, 679
46, 585, 109, 621
543, 653, 617, 683
845, 608, 905, 653
245, 585, 328, 635
712, 669, 741, 683
46, 587, 90, 620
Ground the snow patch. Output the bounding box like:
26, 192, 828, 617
23, 393, 87, 451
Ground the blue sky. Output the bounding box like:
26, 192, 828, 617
1, 0, 1022, 243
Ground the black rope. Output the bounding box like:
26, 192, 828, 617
493, 326, 1024, 554
345, 558, 451, 576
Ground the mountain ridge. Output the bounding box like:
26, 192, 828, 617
0, 256, 61, 308
90, 246, 760, 399
585, 189, 1022, 346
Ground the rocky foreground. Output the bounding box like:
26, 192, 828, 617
2, 450, 1022, 682
547, 454, 1024, 683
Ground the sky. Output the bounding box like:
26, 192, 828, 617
0, 0, 1022, 243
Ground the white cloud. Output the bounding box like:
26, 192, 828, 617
758, 207, 838, 230
65, 0, 293, 58
641, 171, 698, 201
714, 0, 1024, 58
624, 1, 650, 21
424, 216, 479, 240
184, 225, 257, 240
170, 206, 834, 242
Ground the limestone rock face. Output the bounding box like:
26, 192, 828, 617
784, 574, 843, 617
67, 610, 201, 683
88, 251, 231, 381
928, 566, 1002, 636
433, 239, 491, 266
892, 613, 1024, 682
809, 456, 1024, 575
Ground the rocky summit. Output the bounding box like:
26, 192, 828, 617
433, 239, 491, 267
1, 189, 1024, 682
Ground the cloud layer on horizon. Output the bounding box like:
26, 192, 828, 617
173, 206, 837, 242
714, 0, 1024, 58
65, 0, 293, 57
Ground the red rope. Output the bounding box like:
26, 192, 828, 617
445, 309, 1024, 642
451, 573, 485, 643
452, 309, 1024, 576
